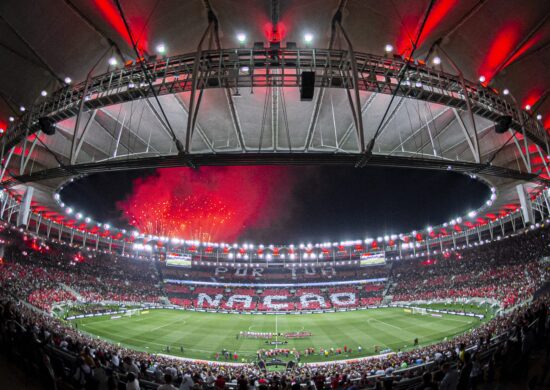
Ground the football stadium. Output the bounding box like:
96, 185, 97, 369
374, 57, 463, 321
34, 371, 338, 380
1, 0, 550, 389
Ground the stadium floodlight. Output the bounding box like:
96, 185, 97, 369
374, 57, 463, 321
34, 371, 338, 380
432, 56, 441, 65
525, 104, 531, 110
456, 217, 463, 223
503, 88, 510, 95
304, 33, 313, 43
108, 57, 117, 66
384, 235, 389, 242
85, 217, 91, 223
490, 193, 497, 201
468, 211, 477, 218
536, 114, 542, 120
64, 77, 72, 84
104, 224, 110, 230
75, 213, 83, 219
20, 106, 25, 112
427, 226, 433, 232
384, 44, 393, 53
9, 116, 14, 122
237, 33, 246, 43
66, 207, 73, 214
478, 75, 486, 83
41, 90, 47, 97
156, 43, 166, 54
450, 219, 456, 225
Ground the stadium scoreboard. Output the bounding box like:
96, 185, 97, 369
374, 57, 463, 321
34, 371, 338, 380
360, 252, 386, 266
166, 253, 192, 267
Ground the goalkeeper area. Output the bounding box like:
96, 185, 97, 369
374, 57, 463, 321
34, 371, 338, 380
72, 306, 484, 363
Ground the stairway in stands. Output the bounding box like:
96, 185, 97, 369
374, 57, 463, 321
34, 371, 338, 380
381, 262, 394, 304
60, 283, 83, 301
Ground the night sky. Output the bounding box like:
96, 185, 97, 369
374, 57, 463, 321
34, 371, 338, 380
61, 166, 489, 244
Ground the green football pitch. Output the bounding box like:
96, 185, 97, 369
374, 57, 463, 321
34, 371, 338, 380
74, 308, 483, 363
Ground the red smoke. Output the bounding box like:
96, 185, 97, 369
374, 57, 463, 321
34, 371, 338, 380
117, 166, 294, 242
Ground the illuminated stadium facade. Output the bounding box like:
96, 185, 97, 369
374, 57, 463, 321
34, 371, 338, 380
1, 0, 550, 388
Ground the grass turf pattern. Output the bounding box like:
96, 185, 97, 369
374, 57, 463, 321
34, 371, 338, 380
74, 308, 481, 363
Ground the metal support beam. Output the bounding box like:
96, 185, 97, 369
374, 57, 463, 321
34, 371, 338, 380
224, 89, 247, 151
72, 110, 97, 164
337, 23, 365, 152
453, 109, 479, 162
389, 107, 451, 154
172, 94, 215, 152
186, 22, 213, 152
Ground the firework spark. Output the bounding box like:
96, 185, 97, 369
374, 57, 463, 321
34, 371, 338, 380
117, 166, 293, 242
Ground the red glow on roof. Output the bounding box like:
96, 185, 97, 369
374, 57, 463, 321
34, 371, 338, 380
396, 0, 457, 55
118, 166, 294, 242
94, 0, 148, 52
264, 22, 286, 43
522, 89, 544, 111
478, 22, 522, 84
501, 32, 542, 71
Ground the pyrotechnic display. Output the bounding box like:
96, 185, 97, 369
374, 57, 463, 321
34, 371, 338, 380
117, 166, 294, 242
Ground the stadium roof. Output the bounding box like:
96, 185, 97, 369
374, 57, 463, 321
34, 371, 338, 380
0, 0, 549, 243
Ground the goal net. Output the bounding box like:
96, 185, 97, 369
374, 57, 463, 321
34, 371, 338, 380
412, 307, 428, 315
125, 309, 141, 317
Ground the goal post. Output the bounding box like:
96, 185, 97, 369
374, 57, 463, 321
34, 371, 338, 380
411, 307, 428, 315
125, 309, 141, 317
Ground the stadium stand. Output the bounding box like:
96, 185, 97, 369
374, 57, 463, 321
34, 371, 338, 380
0, 225, 549, 389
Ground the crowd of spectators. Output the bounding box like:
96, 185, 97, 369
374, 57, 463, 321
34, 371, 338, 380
164, 284, 385, 311
1, 289, 548, 389
0, 241, 163, 311
390, 228, 550, 308
161, 264, 389, 284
